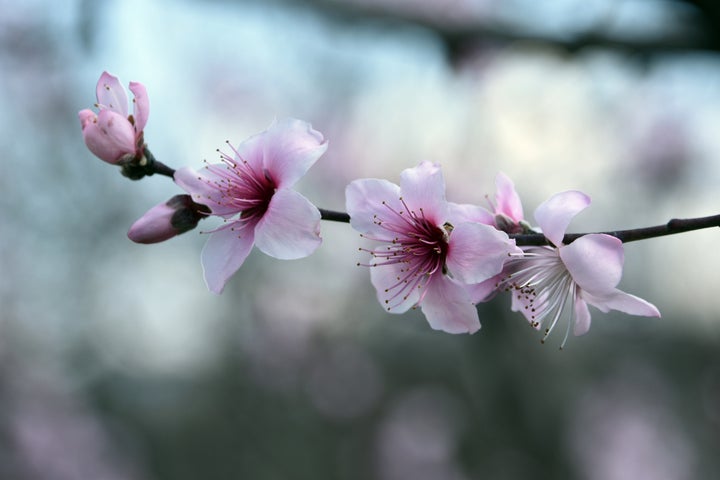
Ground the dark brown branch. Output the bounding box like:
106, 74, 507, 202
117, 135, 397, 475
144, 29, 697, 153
509, 214, 720, 246
317, 208, 720, 245
319, 208, 350, 223
134, 151, 720, 246
286, 0, 719, 58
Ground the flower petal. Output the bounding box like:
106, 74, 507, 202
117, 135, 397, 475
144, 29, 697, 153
534, 190, 590, 246
83, 110, 135, 164
225, 127, 266, 173
96, 71, 128, 117
583, 289, 661, 317
419, 275, 481, 334
174, 166, 239, 218
573, 297, 592, 336
560, 234, 624, 294
510, 283, 544, 326
495, 172, 524, 222
129, 81, 149, 132
261, 118, 327, 188
201, 223, 255, 294
446, 202, 494, 226
446, 222, 519, 284
254, 188, 322, 259
78, 109, 96, 129
399, 162, 447, 225
345, 178, 402, 238
466, 274, 502, 303
369, 260, 422, 314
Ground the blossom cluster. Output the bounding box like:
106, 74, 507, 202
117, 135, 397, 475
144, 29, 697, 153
79, 72, 660, 346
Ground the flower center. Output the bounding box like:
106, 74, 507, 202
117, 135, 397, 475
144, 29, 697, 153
211, 143, 277, 225
499, 247, 577, 346
360, 197, 449, 310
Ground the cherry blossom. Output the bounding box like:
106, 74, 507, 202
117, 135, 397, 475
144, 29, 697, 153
498, 191, 661, 346
346, 162, 520, 334
174, 118, 327, 294
78, 71, 149, 165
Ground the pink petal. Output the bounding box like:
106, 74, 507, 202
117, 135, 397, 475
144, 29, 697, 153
398, 162, 447, 225
466, 274, 502, 303
83, 110, 135, 164
201, 223, 256, 294
253, 188, 321, 259
511, 284, 545, 326
419, 275, 481, 334
495, 172, 524, 222
583, 289, 661, 318
560, 234, 624, 294
96, 71, 128, 117
446, 202, 494, 226
446, 222, 519, 284
573, 297, 592, 336
534, 190, 590, 246
129, 81, 149, 132
78, 109, 96, 128
226, 128, 266, 173
174, 166, 239, 218
261, 118, 327, 188
345, 178, 402, 238
369, 260, 422, 314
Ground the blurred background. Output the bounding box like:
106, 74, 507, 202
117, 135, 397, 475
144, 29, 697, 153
1, 0, 720, 478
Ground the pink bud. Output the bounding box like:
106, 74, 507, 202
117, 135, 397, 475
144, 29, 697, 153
128, 195, 205, 244
79, 109, 136, 164
79, 71, 149, 165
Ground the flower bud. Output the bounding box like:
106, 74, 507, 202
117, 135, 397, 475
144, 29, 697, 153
79, 71, 149, 165
128, 195, 207, 244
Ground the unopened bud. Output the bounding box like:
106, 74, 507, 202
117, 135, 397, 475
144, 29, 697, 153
79, 72, 150, 166
128, 194, 208, 244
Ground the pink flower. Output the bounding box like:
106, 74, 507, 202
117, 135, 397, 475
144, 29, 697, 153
498, 191, 660, 346
78, 71, 149, 165
174, 118, 327, 294
128, 194, 209, 244
346, 162, 520, 334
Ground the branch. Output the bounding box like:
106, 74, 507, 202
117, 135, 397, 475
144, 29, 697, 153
318, 208, 350, 223
317, 207, 720, 245
511, 214, 720, 246
284, 0, 719, 59
139, 152, 719, 245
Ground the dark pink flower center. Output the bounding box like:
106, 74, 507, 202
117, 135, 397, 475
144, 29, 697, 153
361, 198, 449, 310
209, 145, 277, 226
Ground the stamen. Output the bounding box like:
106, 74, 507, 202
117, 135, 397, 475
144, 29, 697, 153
559, 286, 577, 349
357, 198, 449, 311
499, 245, 581, 347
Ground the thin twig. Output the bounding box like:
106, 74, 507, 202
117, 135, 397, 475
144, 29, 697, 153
317, 207, 720, 245
143, 152, 719, 246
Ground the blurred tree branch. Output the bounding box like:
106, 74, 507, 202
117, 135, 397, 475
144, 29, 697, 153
273, 0, 720, 63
